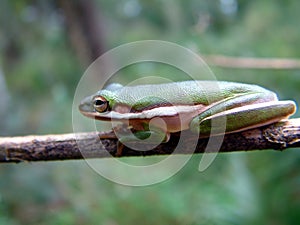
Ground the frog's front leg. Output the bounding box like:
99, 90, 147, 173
190, 92, 296, 136
115, 127, 170, 156
101, 124, 169, 156
97, 125, 125, 156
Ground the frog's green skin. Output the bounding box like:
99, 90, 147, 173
79, 81, 296, 142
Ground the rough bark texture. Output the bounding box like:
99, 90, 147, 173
0, 119, 299, 163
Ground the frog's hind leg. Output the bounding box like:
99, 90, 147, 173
190, 92, 296, 136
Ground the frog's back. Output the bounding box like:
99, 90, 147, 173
102, 80, 274, 110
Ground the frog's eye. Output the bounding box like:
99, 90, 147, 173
93, 96, 109, 113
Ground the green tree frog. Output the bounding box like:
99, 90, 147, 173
79, 81, 296, 152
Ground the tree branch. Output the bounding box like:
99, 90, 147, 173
202, 55, 300, 69
1, 119, 300, 163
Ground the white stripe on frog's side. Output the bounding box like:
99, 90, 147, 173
98, 104, 207, 120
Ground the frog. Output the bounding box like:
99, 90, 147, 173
79, 80, 296, 155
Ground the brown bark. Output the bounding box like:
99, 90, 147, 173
0, 119, 299, 163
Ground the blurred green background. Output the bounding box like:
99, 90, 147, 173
1, 0, 300, 224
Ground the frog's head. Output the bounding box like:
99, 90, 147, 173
79, 83, 122, 119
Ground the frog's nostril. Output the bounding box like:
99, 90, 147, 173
79, 102, 90, 112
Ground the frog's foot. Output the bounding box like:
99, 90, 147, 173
116, 141, 124, 157
116, 129, 170, 156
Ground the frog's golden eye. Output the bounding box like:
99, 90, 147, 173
93, 96, 109, 113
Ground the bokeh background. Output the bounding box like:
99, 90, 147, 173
1, 0, 300, 224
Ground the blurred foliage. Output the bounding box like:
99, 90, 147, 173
0, 0, 300, 224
